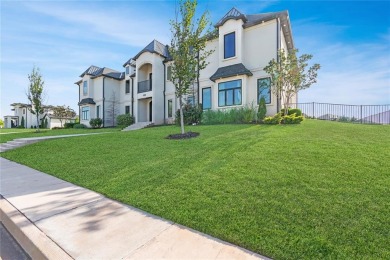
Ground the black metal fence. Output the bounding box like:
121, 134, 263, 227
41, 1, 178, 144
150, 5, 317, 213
290, 102, 390, 125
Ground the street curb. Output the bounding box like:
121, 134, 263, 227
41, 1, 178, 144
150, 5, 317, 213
0, 196, 73, 260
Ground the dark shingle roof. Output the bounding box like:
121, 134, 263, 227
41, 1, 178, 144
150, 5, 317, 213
215, 7, 247, 27
78, 98, 96, 106
132, 40, 170, 60
79, 66, 124, 81
210, 63, 253, 82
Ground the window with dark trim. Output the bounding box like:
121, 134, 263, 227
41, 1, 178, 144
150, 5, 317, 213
167, 66, 172, 81
83, 81, 88, 95
81, 106, 90, 120
125, 80, 130, 94
218, 80, 242, 107
224, 32, 235, 59
125, 105, 130, 114
125, 66, 129, 75
168, 99, 173, 117
202, 87, 211, 109
96, 105, 100, 118
257, 78, 271, 104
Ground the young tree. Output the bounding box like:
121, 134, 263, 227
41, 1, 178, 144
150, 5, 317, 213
0, 119, 4, 128
106, 91, 119, 127
263, 49, 320, 115
52, 105, 76, 127
169, 0, 213, 134
27, 66, 45, 132
257, 97, 267, 123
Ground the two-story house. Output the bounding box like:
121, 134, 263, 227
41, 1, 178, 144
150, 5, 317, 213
76, 8, 294, 127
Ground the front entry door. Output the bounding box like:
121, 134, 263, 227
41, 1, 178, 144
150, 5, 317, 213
149, 101, 152, 122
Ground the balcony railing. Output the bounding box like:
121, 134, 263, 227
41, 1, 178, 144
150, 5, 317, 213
138, 80, 152, 93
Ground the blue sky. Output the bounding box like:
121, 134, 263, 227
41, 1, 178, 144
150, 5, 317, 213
1, 0, 389, 117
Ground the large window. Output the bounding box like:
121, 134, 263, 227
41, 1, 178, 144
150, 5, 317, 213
125, 80, 130, 94
218, 80, 242, 107
168, 99, 173, 117
83, 81, 88, 95
96, 105, 100, 118
167, 66, 172, 81
81, 106, 90, 120
125, 105, 130, 114
202, 87, 211, 109
224, 32, 235, 59
258, 78, 271, 104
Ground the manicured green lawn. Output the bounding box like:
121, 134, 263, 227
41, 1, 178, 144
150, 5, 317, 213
1, 120, 389, 259
0, 128, 120, 143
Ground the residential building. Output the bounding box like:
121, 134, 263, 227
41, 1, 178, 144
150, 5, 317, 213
3, 103, 75, 129
76, 8, 295, 127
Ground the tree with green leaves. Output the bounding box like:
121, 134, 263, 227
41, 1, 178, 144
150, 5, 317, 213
263, 49, 320, 115
0, 119, 4, 128
169, 0, 213, 134
257, 97, 267, 123
53, 105, 76, 127
27, 66, 45, 132
20, 116, 25, 128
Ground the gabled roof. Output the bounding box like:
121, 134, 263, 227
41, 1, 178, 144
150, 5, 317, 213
215, 7, 247, 27
78, 65, 124, 82
131, 40, 170, 61
78, 98, 96, 106
210, 63, 253, 82
215, 8, 294, 51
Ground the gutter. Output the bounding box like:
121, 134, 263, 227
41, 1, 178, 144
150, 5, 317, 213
197, 51, 200, 105
276, 18, 281, 112
78, 84, 81, 123
131, 77, 134, 118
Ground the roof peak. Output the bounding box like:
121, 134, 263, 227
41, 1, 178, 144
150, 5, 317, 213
215, 7, 247, 27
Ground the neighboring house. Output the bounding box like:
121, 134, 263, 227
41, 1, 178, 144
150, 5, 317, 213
75, 8, 295, 127
361, 110, 390, 124
3, 103, 75, 129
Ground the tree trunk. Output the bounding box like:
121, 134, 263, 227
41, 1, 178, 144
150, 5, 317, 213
179, 96, 185, 134
36, 114, 40, 132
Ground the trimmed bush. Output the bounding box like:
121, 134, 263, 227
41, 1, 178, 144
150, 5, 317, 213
117, 114, 134, 128
175, 103, 203, 125
21, 116, 25, 128
202, 104, 257, 125
281, 108, 302, 117
282, 113, 304, 124
64, 122, 75, 129
264, 113, 282, 125
89, 118, 103, 128
52, 126, 64, 130
73, 124, 86, 129
257, 97, 267, 123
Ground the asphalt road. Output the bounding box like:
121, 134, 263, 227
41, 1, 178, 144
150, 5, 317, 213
0, 222, 30, 260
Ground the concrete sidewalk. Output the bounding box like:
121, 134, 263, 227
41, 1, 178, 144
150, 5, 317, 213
0, 158, 268, 259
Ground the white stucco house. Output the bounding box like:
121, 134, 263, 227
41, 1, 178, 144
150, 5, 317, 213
76, 8, 295, 127
3, 103, 75, 129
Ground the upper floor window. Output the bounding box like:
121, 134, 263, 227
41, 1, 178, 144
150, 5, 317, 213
83, 81, 88, 95
167, 65, 172, 81
23, 109, 26, 114
81, 106, 90, 120
224, 32, 235, 59
126, 66, 129, 75
202, 87, 211, 110
258, 78, 271, 104
218, 79, 241, 107
125, 80, 130, 94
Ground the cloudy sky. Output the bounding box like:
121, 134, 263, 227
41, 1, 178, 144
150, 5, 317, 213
1, 0, 389, 117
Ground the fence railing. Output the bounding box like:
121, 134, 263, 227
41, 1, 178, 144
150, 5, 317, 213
290, 102, 390, 125
138, 80, 152, 93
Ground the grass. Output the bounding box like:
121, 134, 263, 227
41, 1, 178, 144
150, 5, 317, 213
0, 127, 120, 143
1, 120, 389, 259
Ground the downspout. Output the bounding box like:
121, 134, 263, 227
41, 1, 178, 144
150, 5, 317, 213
25, 107, 27, 128
78, 84, 81, 123
162, 61, 166, 123
197, 51, 200, 105
102, 77, 105, 127
131, 76, 134, 117
276, 18, 281, 112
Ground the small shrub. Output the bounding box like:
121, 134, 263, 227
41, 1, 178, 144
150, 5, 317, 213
288, 108, 302, 116
264, 113, 282, 125
73, 124, 86, 129
89, 118, 103, 128
17, 125, 25, 129
34, 126, 37, 129
30, 125, 33, 129
44, 118, 48, 129
175, 103, 203, 125
64, 122, 75, 129
257, 97, 267, 123
201, 105, 257, 125
117, 114, 134, 128
52, 126, 64, 130
282, 113, 304, 124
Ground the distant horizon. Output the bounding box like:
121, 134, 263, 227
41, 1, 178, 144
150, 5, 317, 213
1, 0, 389, 117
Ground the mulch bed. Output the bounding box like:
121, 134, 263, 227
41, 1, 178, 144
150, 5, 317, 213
166, 131, 200, 140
